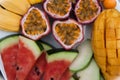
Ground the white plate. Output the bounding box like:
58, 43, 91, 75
0, 0, 120, 80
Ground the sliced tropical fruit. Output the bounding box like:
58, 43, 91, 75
43, 0, 72, 19
16, 36, 42, 80
21, 7, 50, 40
0, 35, 43, 80
43, 50, 78, 80
60, 69, 73, 80
53, 19, 83, 50
76, 59, 100, 80
0, 0, 30, 15
92, 9, 120, 80
28, 0, 44, 5
0, 7, 21, 32
70, 40, 93, 71
75, 0, 101, 24
26, 51, 47, 80
0, 35, 19, 80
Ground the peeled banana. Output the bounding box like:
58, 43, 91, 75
0, 0, 30, 15
0, 7, 21, 32
28, 0, 43, 4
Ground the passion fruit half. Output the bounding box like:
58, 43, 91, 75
21, 7, 50, 40
43, 0, 72, 19
75, 0, 101, 24
53, 19, 84, 50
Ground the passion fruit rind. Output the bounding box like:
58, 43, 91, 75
53, 19, 84, 50
97, 0, 104, 11
43, 0, 72, 19
75, 0, 101, 24
21, 7, 50, 40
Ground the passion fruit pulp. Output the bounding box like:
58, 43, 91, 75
75, 0, 101, 24
43, 0, 72, 19
21, 7, 50, 40
53, 19, 83, 50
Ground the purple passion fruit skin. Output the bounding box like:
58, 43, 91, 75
52, 19, 84, 50
21, 7, 50, 40
43, 0, 72, 19
75, 0, 101, 24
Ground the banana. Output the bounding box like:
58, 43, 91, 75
0, 7, 21, 32
28, 0, 43, 4
0, 0, 31, 15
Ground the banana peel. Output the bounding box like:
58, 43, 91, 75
0, 7, 21, 32
0, 0, 31, 15
28, 0, 43, 4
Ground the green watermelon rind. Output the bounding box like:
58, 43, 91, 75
38, 40, 54, 50
0, 35, 19, 53
19, 36, 42, 59
70, 77, 75, 80
41, 42, 53, 51
47, 50, 78, 63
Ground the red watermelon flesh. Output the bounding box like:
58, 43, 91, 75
1, 44, 18, 80
26, 51, 47, 80
60, 69, 72, 80
16, 40, 36, 80
43, 60, 71, 80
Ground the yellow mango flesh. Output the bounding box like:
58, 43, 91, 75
92, 9, 120, 80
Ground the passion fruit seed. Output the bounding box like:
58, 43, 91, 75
46, 0, 71, 16
55, 23, 80, 45
76, 0, 98, 21
24, 9, 47, 35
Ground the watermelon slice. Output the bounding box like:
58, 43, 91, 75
0, 35, 43, 80
26, 51, 47, 80
0, 35, 19, 80
43, 50, 78, 80
16, 36, 42, 80
60, 69, 73, 80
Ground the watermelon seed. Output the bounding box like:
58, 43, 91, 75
50, 77, 54, 80
34, 66, 40, 76
16, 66, 19, 70
16, 66, 22, 71
37, 71, 40, 76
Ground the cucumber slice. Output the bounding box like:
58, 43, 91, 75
70, 40, 93, 71
76, 59, 100, 80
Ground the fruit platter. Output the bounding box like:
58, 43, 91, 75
0, 0, 120, 80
